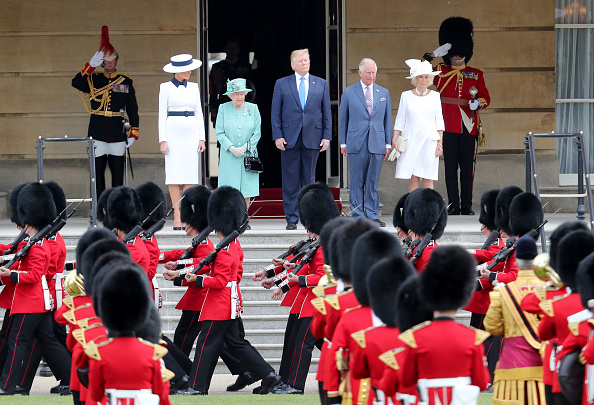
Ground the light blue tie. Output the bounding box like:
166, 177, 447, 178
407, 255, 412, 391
298, 77, 306, 109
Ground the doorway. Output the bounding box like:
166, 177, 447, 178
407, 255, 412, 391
200, 0, 343, 189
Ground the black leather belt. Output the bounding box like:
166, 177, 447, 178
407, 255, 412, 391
168, 111, 195, 117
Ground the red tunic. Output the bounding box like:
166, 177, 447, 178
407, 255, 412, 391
0, 241, 27, 309
310, 283, 338, 386
399, 319, 490, 405
120, 236, 150, 277
9, 240, 51, 314
143, 235, 160, 281
411, 242, 437, 273
282, 247, 325, 317
466, 253, 517, 314
45, 233, 67, 307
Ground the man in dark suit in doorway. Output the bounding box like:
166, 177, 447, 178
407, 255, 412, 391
271, 49, 332, 230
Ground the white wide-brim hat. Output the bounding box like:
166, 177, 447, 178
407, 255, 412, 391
163, 54, 202, 73
405, 59, 440, 79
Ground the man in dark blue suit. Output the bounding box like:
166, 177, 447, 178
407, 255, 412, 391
339, 58, 392, 226
271, 49, 332, 230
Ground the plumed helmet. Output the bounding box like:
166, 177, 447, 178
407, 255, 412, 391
9, 182, 31, 227
576, 252, 594, 309
330, 218, 377, 282
494, 186, 523, 236
549, 221, 588, 271
509, 192, 543, 239
367, 255, 415, 327
97, 188, 115, 229
420, 245, 476, 311
351, 229, 402, 306
299, 188, 340, 235
99, 26, 118, 62
297, 182, 333, 222
319, 217, 352, 266
395, 275, 433, 331
17, 182, 57, 229
392, 193, 409, 233
76, 228, 118, 271
135, 182, 167, 231
208, 186, 247, 236
95, 261, 152, 334
479, 189, 499, 231
107, 186, 142, 233
556, 229, 594, 290
80, 241, 130, 296
42, 181, 67, 220
439, 17, 474, 66
180, 185, 211, 232
404, 188, 447, 239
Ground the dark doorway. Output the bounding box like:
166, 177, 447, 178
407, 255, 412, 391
205, 0, 341, 188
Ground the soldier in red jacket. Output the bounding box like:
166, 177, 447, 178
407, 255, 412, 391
399, 246, 490, 405
422, 17, 490, 216
0, 183, 71, 395
184, 186, 281, 395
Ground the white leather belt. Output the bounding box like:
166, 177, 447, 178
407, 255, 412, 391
418, 377, 471, 388
105, 388, 157, 405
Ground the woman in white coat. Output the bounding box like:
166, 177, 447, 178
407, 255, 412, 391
393, 59, 444, 192
159, 54, 206, 229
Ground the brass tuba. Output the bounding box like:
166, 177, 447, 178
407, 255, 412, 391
532, 253, 563, 289
64, 270, 85, 297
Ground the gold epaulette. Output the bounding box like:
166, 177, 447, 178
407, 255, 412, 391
325, 294, 341, 311
77, 316, 100, 329
534, 286, 547, 302
344, 305, 362, 314
568, 321, 582, 336
162, 368, 175, 383
63, 296, 74, 310
159, 338, 167, 347
72, 329, 85, 346
378, 347, 404, 370
539, 300, 554, 317
151, 340, 169, 361
311, 297, 327, 315
313, 282, 336, 298
83, 339, 111, 361
63, 310, 77, 325
472, 327, 491, 345
398, 321, 430, 348
351, 329, 367, 349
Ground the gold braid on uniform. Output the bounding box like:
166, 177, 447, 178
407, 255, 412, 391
79, 74, 125, 115
436, 69, 464, 96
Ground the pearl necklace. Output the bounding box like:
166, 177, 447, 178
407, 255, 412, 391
415, 88, 429, 96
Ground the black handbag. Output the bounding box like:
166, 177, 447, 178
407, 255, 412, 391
244, 144, 264, 173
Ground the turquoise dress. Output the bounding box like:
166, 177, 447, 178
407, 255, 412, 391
216, 101, 261, 198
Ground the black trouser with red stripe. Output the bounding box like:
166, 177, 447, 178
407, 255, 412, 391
189, 318, 272, 393
280, 314, 321, 390
0, 310, 12, 370
175, 310, 247, 375
443, 128, 477, 212
470, 312, 502, 384
0, 312, 70, 393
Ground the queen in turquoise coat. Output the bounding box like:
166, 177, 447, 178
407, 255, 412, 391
216, 78, 261, 201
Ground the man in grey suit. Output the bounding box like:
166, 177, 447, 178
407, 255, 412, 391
339, 58, 392, 226
272, 49, 332, 230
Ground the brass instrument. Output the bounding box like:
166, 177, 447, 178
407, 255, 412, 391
64, 270, 85, 297
533, 253, 563, 289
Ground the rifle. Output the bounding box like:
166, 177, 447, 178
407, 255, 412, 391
176, 226, 214, 262
183, 230, 241, 278
47, 199, 86, 239
481, 229, 500, 251
260, 238, 311, 278
405, 239, 420, 259
271, 239, 317, 286
410, 203, 450, 265
3, 229, 28, 255
401, 235, 412, 256
141, 195, 185, 239
277, 239, 320, 293
122, 201, 163, 244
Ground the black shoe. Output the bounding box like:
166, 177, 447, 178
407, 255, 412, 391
447, 206, 461, 215
60, 386, 72, 396
259, 371, 282, 395
173, 375, 190, 391
177, 387, 206, 395
272, 383, 303, 394
0, 388, 14, 395
50, 384, 61, 394
227, 371, 255, 392
286, 222, 297, 230
461, 207, 475, 215
252, 386, 262, 394
14, 386, 29, 396
372, 219, 386, 227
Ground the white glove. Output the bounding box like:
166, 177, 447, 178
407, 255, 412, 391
432, 43, 452, 57
469, 99, 480, 111
387, 148, 400, 162
229, 146, 245, 158
126, 138, 135, 148
89, 51, 105, 68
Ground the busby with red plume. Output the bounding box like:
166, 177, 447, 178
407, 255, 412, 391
99, 26, 117, 62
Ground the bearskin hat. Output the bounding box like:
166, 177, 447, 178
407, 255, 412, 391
479, 189, 499, 231
75, 228, 118, 270
420, 245, 476, 311
9, 182, 31, 226
351, 229, 402, 306
208, 186, 247, 236
97, 188, 115, 229
80, 241, 130, 296
319, 217, 352, 267
494, 186, 523, 236
42, 181, 67, 220
180, 185, 211, 232
395, 275, 433, 332
135, 182, 167, 231
576, 252, 594, 309
331, 218, 377, 282
392, 193, 409, 233
299, 188, 340, 235
509, 192, 543, 239
17, 182, 57, 229
135, 304, 162, 343
439, 17, 474, 66
404, 188, 447, 239
96, 261, 152, 333
107, 186, 142, 233
367, 255, 415, 327
556, 229, 594, 290
297, 182, 333, 221
549, 221, 588, 271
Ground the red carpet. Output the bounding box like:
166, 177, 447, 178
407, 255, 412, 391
248, 188, 342, 219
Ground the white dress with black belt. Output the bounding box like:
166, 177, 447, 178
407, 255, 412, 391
158, 80, 205, 185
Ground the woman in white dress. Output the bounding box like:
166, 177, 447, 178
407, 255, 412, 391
393, 59, 445, 192
159, 54, 206, 229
